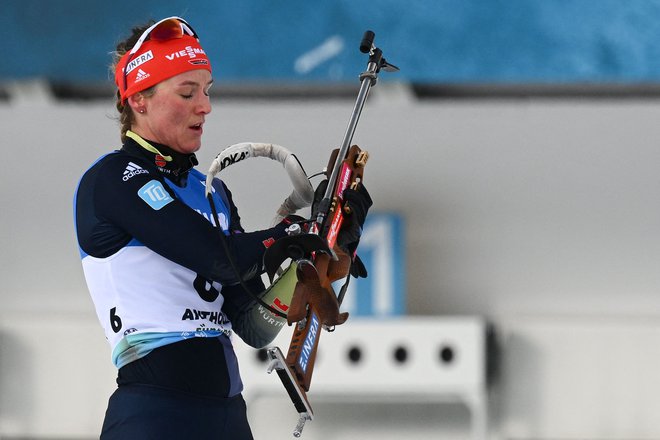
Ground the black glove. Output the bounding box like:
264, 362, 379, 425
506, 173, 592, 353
311, 179, 371, 278
312, 179, 373, 246
337, 183, 373, 253
278, 214, 309, 234
350, 254, 368, 278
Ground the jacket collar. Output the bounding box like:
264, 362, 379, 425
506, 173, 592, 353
122, 130, 198, 185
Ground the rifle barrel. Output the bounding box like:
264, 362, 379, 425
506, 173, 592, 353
316, 59, 379, 226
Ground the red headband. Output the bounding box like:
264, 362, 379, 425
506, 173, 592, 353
114, 21, 212, 103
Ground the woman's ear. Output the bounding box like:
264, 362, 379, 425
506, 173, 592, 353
127, 93, 145, 114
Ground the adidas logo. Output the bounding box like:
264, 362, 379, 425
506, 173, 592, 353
122, 162, 149, 181
135, 69, 150, 83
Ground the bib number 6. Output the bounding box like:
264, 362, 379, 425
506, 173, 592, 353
110, 307, 123, 333
193, 274, 220, 302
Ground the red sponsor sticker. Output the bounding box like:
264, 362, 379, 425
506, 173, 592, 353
337, 164, 352, 201
327, 208, 344, 249
262, 237, 275, 248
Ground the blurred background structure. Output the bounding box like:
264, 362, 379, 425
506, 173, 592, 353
3, 1, 660, 439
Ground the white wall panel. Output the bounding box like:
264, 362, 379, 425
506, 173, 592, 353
2, 93, 660, 438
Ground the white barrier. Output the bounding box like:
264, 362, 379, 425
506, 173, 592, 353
234, 316, 492, 439
0, 313, 492, 439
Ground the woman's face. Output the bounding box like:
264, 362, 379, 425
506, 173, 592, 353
131, 69, 213, 154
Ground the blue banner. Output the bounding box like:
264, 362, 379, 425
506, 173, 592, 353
4, 1, 660, 83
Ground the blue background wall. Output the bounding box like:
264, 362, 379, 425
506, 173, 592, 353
4, 0, 660, 84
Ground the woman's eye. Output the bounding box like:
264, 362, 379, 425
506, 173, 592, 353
181, 94, 193, 99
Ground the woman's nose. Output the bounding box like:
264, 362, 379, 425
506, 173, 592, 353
197, 94, 212, 114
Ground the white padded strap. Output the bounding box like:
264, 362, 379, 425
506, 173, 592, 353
206, 142, 314, 225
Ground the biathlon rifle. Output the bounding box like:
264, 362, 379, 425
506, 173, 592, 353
262, 30, 398, 437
